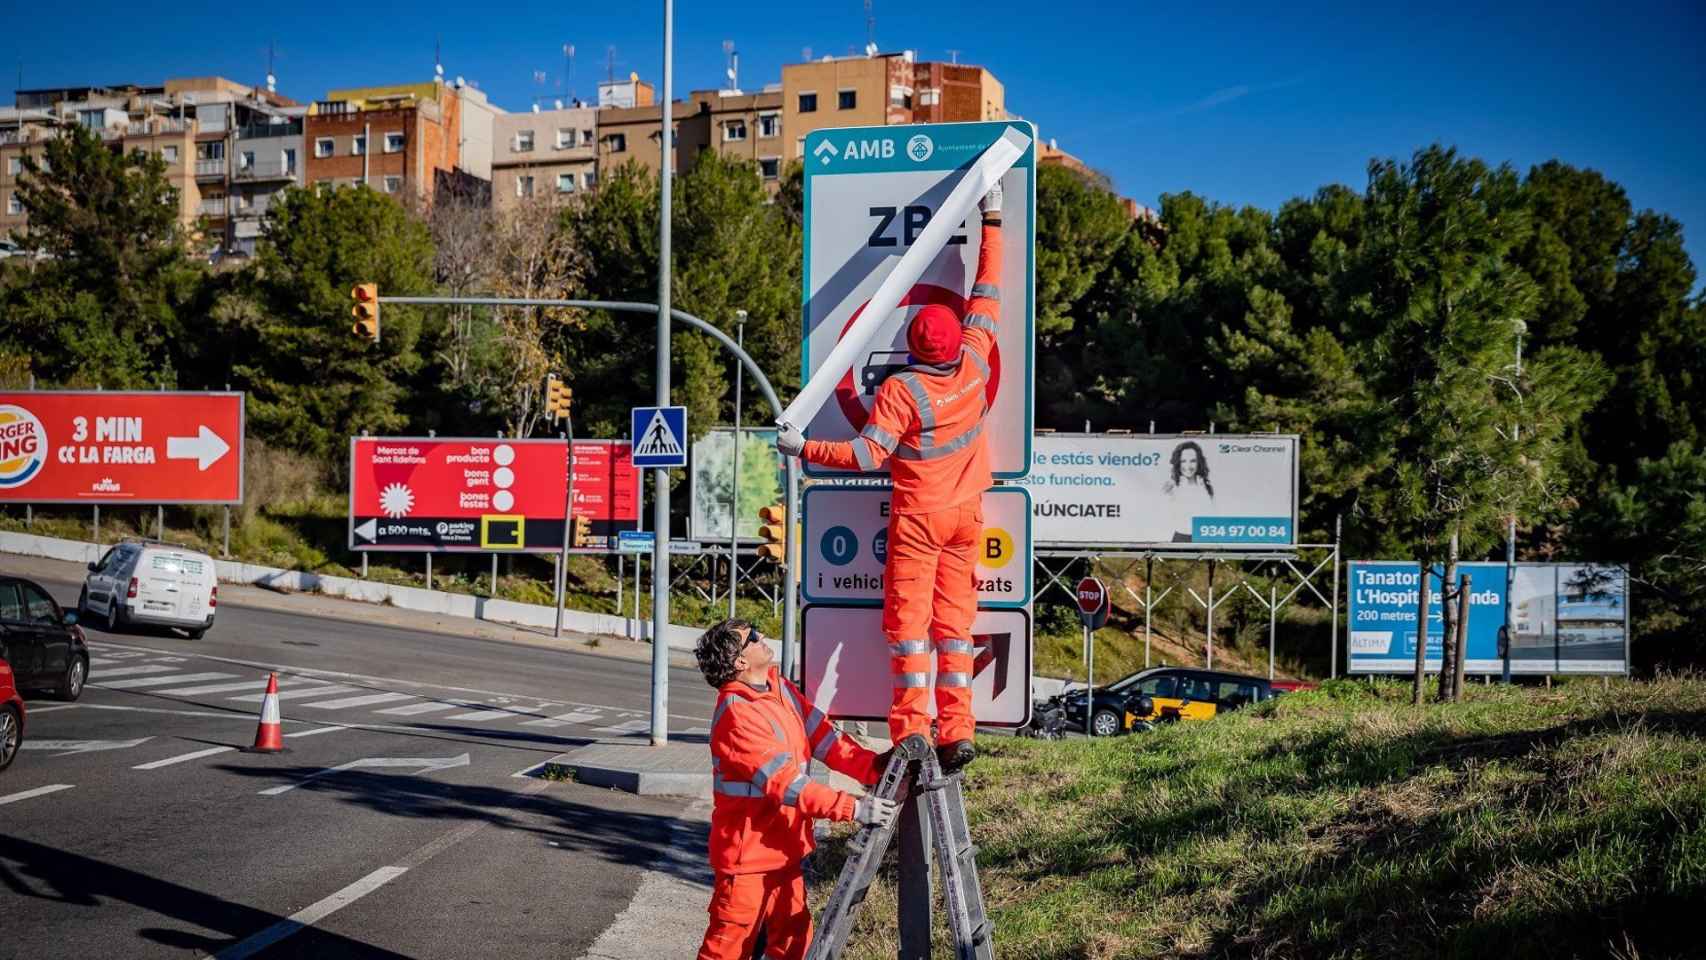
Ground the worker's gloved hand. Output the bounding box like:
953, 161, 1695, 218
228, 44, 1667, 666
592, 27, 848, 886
980, 180, 1003, 217
777, 423, 806, 457
854, 795, 899, 829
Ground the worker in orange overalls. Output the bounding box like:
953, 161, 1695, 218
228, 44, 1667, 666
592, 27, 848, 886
694, 618, 898, 960
779, 183, 1005, 772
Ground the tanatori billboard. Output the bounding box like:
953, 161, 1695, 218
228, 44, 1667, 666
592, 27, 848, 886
1013, 434, 1299, 548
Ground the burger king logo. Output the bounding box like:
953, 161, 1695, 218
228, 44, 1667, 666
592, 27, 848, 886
0, 405, 47, 488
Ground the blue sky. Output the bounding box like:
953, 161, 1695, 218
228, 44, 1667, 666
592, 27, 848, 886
4, 0, 1703, 278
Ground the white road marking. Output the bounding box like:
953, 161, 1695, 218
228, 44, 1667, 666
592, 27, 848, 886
576, 800, 713, 960
300, 691, 415, 710
0, 784, 76, 805
593, 719, 650, 736
211, 866, 410, 960
88, 664, 181, 680
22, 737, 154, 756
229, 684, 354, 703
133, 746, 235, 769
284, 726, 346, 739
523, 710, 604, 728
259, 753, 471, 797
98, 672, 237, 690
441, 708, 526, 723
151, 678, 271, 695
374, 701, 461, 716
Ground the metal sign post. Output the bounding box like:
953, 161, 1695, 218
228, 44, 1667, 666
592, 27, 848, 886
1075, 577, 1110, 736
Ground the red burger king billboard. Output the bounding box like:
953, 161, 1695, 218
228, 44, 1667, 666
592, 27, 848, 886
0, 391, 244, 504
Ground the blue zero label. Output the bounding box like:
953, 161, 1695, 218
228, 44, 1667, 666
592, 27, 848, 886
821, 526, 859, 566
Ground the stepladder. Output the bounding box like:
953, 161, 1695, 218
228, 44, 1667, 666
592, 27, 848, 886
808, 735, 994, 960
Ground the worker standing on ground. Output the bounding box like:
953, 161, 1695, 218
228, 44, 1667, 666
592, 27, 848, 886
779, 183, 1005, 773
694, 618, 898, 960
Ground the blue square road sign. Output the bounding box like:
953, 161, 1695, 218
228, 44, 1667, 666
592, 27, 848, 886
630, 406, 688, 468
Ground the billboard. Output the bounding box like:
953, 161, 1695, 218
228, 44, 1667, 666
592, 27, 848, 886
802, 605, 1032, 727
801, 120, 1035, 479
349, 437, 638, 553
1014, 434, 1299, 547
689, 426, 782, 542
800, 485, 1032, 607
0, 391, 244, 504
1347, 561, 1628, 675
569, 440, 642, 551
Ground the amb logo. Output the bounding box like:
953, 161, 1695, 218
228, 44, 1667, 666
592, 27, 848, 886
0, 404, 45, 488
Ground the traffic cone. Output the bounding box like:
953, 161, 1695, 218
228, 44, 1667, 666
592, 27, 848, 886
247, 672, 285, 753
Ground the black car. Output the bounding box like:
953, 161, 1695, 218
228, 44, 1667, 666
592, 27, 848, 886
1050, 666, 1277, 737
0, 575, 90, 701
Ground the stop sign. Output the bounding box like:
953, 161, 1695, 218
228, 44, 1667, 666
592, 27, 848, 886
1076, 577, 1109, 630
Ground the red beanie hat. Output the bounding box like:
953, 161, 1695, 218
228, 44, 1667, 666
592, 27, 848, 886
906, 304, 962, 364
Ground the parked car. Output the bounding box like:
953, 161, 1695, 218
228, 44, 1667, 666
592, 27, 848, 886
0, 574, 90, 702
80, 539, 218, 638
0, 651, 24, 772
1051, 666, 1278, 737
1269, 679, 1319, 694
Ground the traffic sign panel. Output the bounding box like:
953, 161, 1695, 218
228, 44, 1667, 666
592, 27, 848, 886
630, 406, 687, 468
801, 485, 1032, 607
1076, 576, 1111, 630
800, 120, 1035, 479
802, 604, 1032, 727
0, 391, 243, 504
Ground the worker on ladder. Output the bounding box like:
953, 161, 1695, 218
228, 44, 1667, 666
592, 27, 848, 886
779, 183, 1006, 773
694, 618, 899, 960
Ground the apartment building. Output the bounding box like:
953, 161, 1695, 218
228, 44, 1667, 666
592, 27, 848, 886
781, 52, 1004, 161
170, 77, 302, 254
491, 105, 597, 207
305, 80, 465, 201
597, 102, 680, 179
686, 87, 786, 188
0, 108, 57, 240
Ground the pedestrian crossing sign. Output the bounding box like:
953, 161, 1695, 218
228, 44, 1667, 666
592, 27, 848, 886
630, 406, 688, 468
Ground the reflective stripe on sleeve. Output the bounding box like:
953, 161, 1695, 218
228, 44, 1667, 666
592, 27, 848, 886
853, 438, 878, 471
812, 727, 842, 761
970, 283, 1000, 302
963, 312, 997, 334
890, 638, 932, 656
935, 638, 975, 655
750, 751, 793, 790
781, 771, 812, 807
714, 774, 763, 798
938, 672, 972, 688
860, 423, 899, 452
894, 672, 929, 689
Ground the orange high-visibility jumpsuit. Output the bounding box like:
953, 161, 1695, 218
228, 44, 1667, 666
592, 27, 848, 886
802, 222, 1002, 745
699, 665, 882, 960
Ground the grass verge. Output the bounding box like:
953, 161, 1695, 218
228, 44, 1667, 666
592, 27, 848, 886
812, 676, 1706, 959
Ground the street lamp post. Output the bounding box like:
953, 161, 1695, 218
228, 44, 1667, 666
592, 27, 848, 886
650, 0, 676, 746
729, 310, 746, 617
1504, 318, 1525, 684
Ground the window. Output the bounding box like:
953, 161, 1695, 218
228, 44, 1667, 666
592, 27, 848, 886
606, 133, 627, 153
723, 119, 747, 142
583, 170, 597, 189
757, 113, 780, 138
515, 129, 535, 151
890, 85, 913, 108
384, 132, 404, 153
315, 137, 334, 158
795, 136, 805, 158
759, 157, 779, 180
383, 175, 401, 194
556, 128, 576, 149
582, 128, 593, 144
282, 148, 296, 173
1135, 675, 1179, 699
21, 582, 58, 625
798, 92, 818, 113
352, 134, 366, 156
5, 193, 19, 216
1216, 681, 1261, 709
557, 172, 576, 193
239, 150, 255, 170
0, 582, 21, 621
6, 157, 19, 176
237, 193, 253, 210
516, 175, 534, 198
162, 144, 180, 164
838, 89, 857, 110
920, 88, 941, 107
198, 141, 224, 161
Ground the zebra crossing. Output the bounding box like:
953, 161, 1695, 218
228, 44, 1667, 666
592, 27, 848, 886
80, 641, 709, 741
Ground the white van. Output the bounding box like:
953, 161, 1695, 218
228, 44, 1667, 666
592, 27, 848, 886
80, 540, 218, 639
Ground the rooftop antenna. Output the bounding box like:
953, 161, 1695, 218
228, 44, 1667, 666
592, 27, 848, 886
563, 43, 575, 100
606, 46, 617, 84
265, 41, 277, 94
723, 40, 738, 92
435, 37, 444, 80
865, 0, 876, 53
801, 46, 813, 63
946, 48, 960, 64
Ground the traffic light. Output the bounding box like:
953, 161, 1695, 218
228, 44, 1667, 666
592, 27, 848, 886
350, 283, 379, 342
571, 514, 592, 548
545, 373, 572, 422
756, 504, 786, 562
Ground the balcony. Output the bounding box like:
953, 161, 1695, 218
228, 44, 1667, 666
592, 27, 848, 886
237, 119, 303, 140
233, 161, 297, 182
195, 158, 225, 179
198, 196, 231, 218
